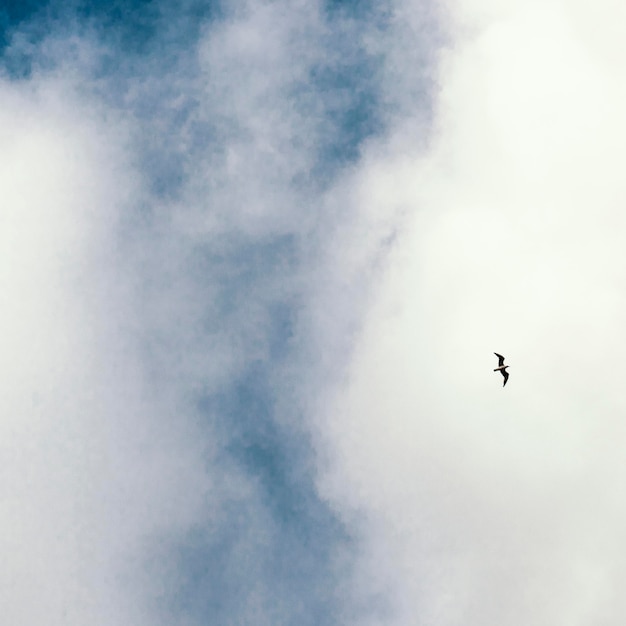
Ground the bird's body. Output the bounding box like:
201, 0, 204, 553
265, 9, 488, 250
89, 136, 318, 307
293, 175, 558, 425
494, 352, 509, 386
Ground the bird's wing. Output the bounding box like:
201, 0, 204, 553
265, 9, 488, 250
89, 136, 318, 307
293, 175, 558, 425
502, 370, 509, 386
494, 352, 505, 366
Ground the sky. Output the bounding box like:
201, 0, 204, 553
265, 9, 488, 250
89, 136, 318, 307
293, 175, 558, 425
2, 0, 626, 624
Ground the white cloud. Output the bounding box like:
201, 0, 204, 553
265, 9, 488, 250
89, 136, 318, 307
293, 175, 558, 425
316, 2, 626, 625
0, 68, 212, 625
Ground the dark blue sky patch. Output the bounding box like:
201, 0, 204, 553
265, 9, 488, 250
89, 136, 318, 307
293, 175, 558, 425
0, 0, 47, 45
0, 0, 53, 40
75, 0, 158, 53
0, 0, 60, 77
73, 0, 219, 58
0, 0, 218, 80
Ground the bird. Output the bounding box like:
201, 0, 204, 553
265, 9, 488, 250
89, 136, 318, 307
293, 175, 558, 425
494, 353, 509, 386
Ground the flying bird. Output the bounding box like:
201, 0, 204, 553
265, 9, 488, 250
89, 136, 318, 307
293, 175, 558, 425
494, 352, 509, 386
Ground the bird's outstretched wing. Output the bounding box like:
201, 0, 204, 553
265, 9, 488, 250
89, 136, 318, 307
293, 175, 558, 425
494, 352, 505, 366
502, 370, 509, 386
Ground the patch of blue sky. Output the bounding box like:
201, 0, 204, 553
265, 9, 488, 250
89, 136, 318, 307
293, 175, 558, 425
0, 0, 57, 76
0, 0, 48, 38
0, 0, 216, 80
74, 0, 219, 58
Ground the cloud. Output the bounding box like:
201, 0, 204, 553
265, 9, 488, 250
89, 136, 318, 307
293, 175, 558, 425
316, 1, 626, 625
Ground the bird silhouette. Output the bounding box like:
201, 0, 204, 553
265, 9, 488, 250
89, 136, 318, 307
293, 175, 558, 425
494, 353, 509, 387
